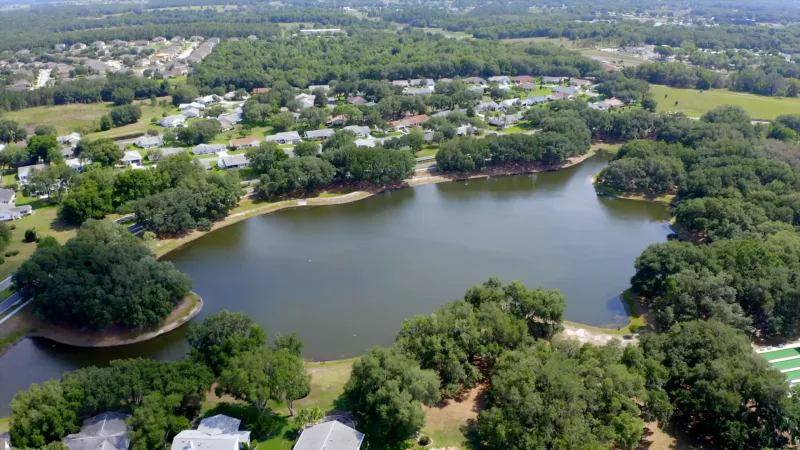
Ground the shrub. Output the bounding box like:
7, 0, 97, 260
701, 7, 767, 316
9, 224, 16, 230
24, 228, 37, 243
4, 250, 19, 257
197, 218, 214, 232
419, 436, 431, 446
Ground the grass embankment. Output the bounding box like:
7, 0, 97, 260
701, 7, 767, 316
651, 84, 800, 120
0, 415, 8, 432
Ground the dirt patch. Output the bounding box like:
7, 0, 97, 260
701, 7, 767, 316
423, 385, 488, 435
27, 293, 203, 347
560, 323, 638, 346
306, 367, 329, 375
204, 382, 245, 408
638, 422, 704, 450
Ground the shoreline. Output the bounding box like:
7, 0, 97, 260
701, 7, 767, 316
590, 173, 676, 206
0, 293, 202, 353
154, 150, 597, 258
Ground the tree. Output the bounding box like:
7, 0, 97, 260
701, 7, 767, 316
81, 138, 123, 166
0, 119, 27, 143
273, 332, 304, 357
246, 142, 288, 173
177, 119, 221, 145
100, 114, 113, 131
343, 346, 440, 442
15, 220, 192, 330
312, 88, 328, 108
270, 112, 296, 132
34, 124, 57, 136
216, 347, 310, 415
9, 380, 79, 448
641, 320, 794, 449
128, 393, 190, 450
0, 144, 32, 169
59, 179, 114, 224
112, 87, 135, 105
109, 104, 142, 127
23, 228, 36, 243
187, 310, 267, 375
293, 141, 320, 158
294, 407, 324, 428
300, 108, 329, 129
255, 157, 335, 200
0, 222, 12, 252
27, 135, 58, 162
171, 84, 199, 106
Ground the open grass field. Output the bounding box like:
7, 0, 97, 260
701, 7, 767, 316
0, 204, 77, 280
651, 85, 800, 120
579, 49, 649, 68
501, 36, 581, 48
5, 103, 112, 135
418, 27, 473, 40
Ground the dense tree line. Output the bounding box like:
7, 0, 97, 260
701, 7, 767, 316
14, 220, 192, 330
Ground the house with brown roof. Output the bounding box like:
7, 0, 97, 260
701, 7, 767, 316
389, 114, 430, 131
253, 87, 271, 94
569, 78, 593, 87
513, 75, 537, 84
230, 137, 262, 149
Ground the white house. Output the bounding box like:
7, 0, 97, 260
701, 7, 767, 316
0, 188, 16, 205
304, 129, 335, 140
220, 154, 250, 169
159, 115, 187, 128
134, 135, 163, 149
121, 151, 143, 166
172, 415, 250, 450
293, 420, 364, 450
17, 163, 47, 185
197, 95, 216, 105
265, 131, 302, 145
0, 204, 32, 221
343, 125, 370, 138
192, 143, 227, 155
230, 137, 261, 149
64, 412, 130, 450
183, 108, 201, 118
57, 132, 81, 147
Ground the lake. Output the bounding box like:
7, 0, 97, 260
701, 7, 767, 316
0, 154, 670, 414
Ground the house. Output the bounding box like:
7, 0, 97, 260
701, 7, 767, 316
551, 91, 572, 100
476, 101, 500, 113
498, 98, 520, 111
192, 144, 227, 155
392, 80, 409, 87
553, 86, 578, 95
327, 115, 347, 127
197, 95, 216, 105
253, 87, 271, 94
220, 154, 250, 170
61, 147, 76, 159
467, 85, 485, 94
405, 87, 433, 96
0, 188, 15, 204
304, 129, 335, 140
488, 75, 511, 85
308, 85, 330, 93
456, 125, 474, 136
265, 131, 302, 145
488, 113, 523, 128
354, 139, 376, 148
521, 96, 549, 107
388, 114, 429, 131
600, 61, 620, 72
63, 412, 130, 450
179, 102, 205, 111
296, 94, 316, 109
518, 82, 537, 91
218, 117, 234, 131
569, 78, 593, 87
147, 147, 185, 161
463, 76, 486, 85
343, 125, 371, 137
0, 203, 32, 221
134, 135, 163, 149
121, 151, 143, 166
230, 137, 261, 148
1, 431, 9, 450
18, 164, 46, 185
604, 98, 625, 108
183, 108, 201, 118
219, 112, 242, 125
159, 115, 187, 128
591, 98, 625, 111
9, 80, 30, 91
513, 75, 536, 84
410, 79, 434, 87
57, 132, 81, 147
65, 158, 88, 172
542, 76, 565, 84
293, 420, 364, 450
347, 96, 367, 105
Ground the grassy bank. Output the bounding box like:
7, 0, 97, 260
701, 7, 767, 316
594, 181, 676, 205
0, 205, 77, 280
651, 85, 800, 120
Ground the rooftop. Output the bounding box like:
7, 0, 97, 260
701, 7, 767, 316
63, 412, 131, 450
293, 420, 364, 450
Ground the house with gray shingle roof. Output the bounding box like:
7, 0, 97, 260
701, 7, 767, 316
304, 129, 335, 140
293, 420, 364, 450
63, 412, 131, 450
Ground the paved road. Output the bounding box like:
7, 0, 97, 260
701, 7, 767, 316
0, 292, 22, 317
415, 161, 437, 171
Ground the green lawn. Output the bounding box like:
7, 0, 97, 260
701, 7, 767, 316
416, 145, 439, 158
591, 142, 623, 154
5, 103, 112, 135
514, 87, 553, 97
761, 347, 800, 361
0, 205, 78, 280
771, 358, 800, 371
651, 85, 800, 120
0, 416, 8, 432
579, 49, 649, 67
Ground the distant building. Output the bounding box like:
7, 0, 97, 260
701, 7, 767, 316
159, 115, 187, 128
304, 129, 336, 140
0, 188, 16, 204
230, 137, 261, 149
63, 412, 131, 450
220, 154, 250, 170
192, 144, 227, 155
121, 151, 143, 166
17, 163, 47, 185
343, 125, 371, 138
299, 29, 344, 35
265, 131, 302, 145
134, 135, 163, 149
389, 114, 429, 131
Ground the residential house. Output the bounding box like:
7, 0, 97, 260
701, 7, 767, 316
57, 132, 81, 147
405, 87, 433, 96
388, 114, 429, 131
121, 151, 143, 166
347, 96, 367, 105
343, 125, 371, 137
192, 144, 227, 155
476, 101, 500, 113
0, 188, 15, 204
600, 61, 620, 72
550, 91, 573, 100
553, 86, 578, 95
521, 96, 550, 107
18, 164, 46, 185
590, 98, 625, 111
304, 129, 335, 140
488, 113, 523, 128
219, 112, 242, 124
9, 80, 30, 91
65, 158, 88, 172
253, 87, 271, 94
467, 85, 485, 94
61, 147, 75, 159
0, 203, 32, 221
147, 147, 185, 161
152, 36, 167, 44
296, 93, 315, 109
569, 78, 593, 87
488, 75, 511, 85
292, 420, 364, 450
354, 139, 376, 148
159, 115, 187, 128
308, 85, 330, 93
410, 79, 435, 87
542, 76, 565, 84
392, 80, 409, 87
327, 115, 347, 127
498, 98, 520, 111
218, 117, 234, 131
456, 124, 474, 136
63, 412, 131, 450
518, 82, 537, 91
183, 108, 201, 119
513, 75, 537, 84
265, 131, 302, 145
230, 137, 261, 149
463, 76, 486, 85
134, 135, 163, 148
197, 95, 217, 105
220, 154, 250, 170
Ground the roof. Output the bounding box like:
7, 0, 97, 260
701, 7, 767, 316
199, 415, 242, 436
135, 135, 162, 146
513, 75, 536, 83
0, 188, 16, 203
221, 154, 250, 167
172, 430, 241, 450
354, 139, 375, 148
122, 151, 142, 162
305, 129, 335, 139
343, 125, 370, 136
230, 137, 261, 146
18, 164, 47, 178
192, 144, 227, 154
253, 87, 271, 94
265, 131, 302, 142
160, 114, 186, 125
148, 147, 185, 161
63, 412, 131, 450
463, 76, 486, 84
389, 115, 430, 128
293, 421, 365, 450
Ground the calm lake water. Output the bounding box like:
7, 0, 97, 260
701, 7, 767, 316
0, 154, 670, 414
